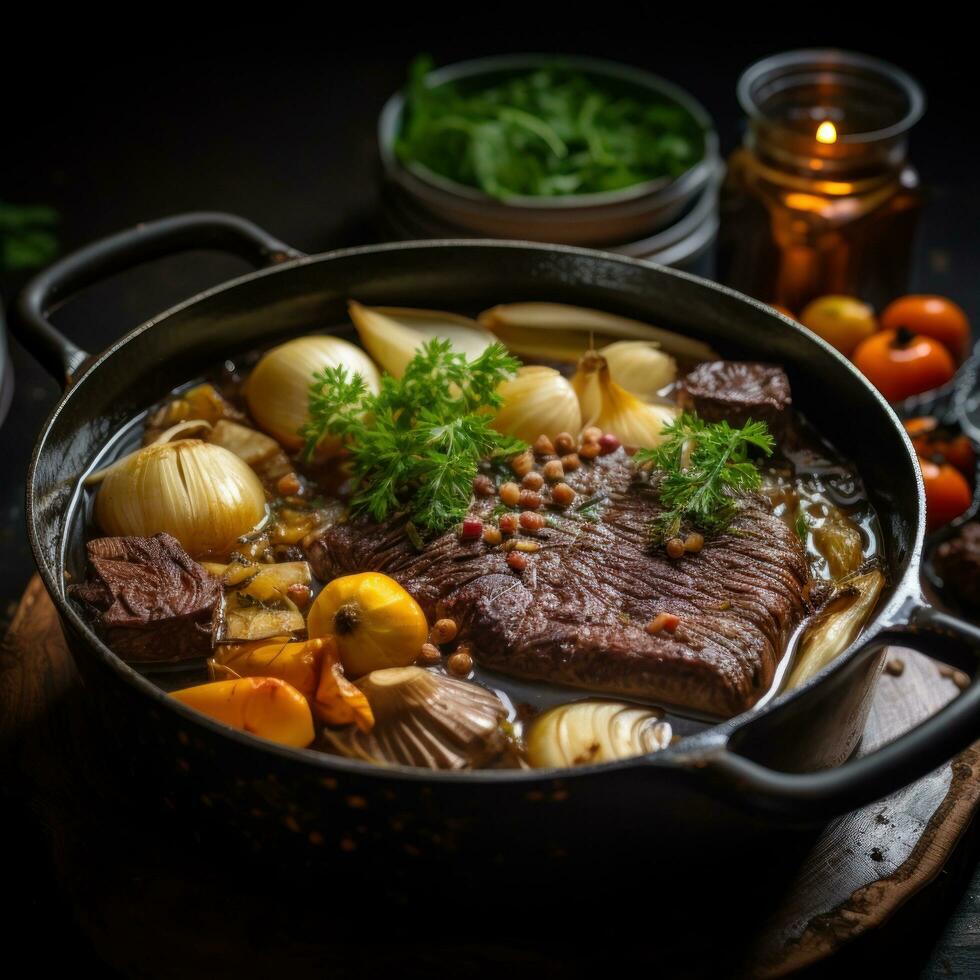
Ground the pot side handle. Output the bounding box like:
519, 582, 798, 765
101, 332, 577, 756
10, 212, 304, 389
706, 603, 980, 819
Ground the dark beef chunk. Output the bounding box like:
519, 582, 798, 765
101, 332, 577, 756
933, 522, 980, 611
677, 361, 791, 432
308, 451, 811, 717
70, 533, 220, 663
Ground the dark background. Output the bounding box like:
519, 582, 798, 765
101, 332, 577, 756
2, 15, 978, 975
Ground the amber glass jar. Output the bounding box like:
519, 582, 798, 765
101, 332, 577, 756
717, 50, 925, 313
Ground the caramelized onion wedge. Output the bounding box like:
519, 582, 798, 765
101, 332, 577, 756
527, 700, 672, 768
478, 302, 718, 365
786, 570, 885, 690
349, 301, 495, 378
323, 667, 508, 769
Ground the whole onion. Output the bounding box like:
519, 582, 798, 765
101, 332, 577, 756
491, 366, 582, 444
245, 336, 380, 451
94, 439, 267, 558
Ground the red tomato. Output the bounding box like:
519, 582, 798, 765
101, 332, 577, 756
919, 456, 972, 531
904, 417, 976, 475
881, 295, 971, 363
852, 329, 956, 402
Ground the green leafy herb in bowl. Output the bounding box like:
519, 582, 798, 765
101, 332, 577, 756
396, 55, 705, 201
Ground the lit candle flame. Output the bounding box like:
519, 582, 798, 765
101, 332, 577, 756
815, 120, 838, 144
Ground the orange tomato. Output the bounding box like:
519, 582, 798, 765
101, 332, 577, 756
799, 295, 877, 356
904, 417, 976, 475
919, 457, 972, 531
881, 295, 971, 363
852, 329, 956, 402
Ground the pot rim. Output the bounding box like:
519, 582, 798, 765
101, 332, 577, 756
378, 52, 720, 213
25, 238, 926, 785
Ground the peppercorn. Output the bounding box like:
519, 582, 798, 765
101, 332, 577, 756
519, 510, 546, 532
506, 551, 528, 571
542, 459, 564, 482
534, 434, 556, 456
418, 643, 442, 665
522, 471, 545, 491
666, 537, 686, 559
554, 432, 576, 455
561, 453, 581, 472
499, 513, 519, 535
519, 489, 543, 510
552, 483, 576, 507
598, 433, 621, 454
447, 649, 474, 676
511, 450, 535, 477
429, 618, 458, 645
482, 526, 503, 546
473, 474, 495, 497
499, 481, 521, 506
684, 532, 704, 553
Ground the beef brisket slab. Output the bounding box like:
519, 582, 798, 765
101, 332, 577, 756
678, 362, 791, 433
70, 532, 220, 663
308, 452, 811, 717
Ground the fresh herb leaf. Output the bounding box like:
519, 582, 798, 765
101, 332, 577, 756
795, 512, 810, 547
396, 57, 703, 200
302, 339, 524, 534
634, 413, 774, 545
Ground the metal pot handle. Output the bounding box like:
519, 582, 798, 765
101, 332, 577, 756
10, 212, 303, 388
707, 602, 980, 818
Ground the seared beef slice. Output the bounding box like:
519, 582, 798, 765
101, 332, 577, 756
678, 362, 791, 432
71, 532, 220, 662
309, 452, 810, 717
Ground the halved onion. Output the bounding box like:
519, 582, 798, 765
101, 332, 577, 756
349, 301, 495, 378
245, 335, 380, 451
527, 700, 672, 768
599, 340, 677, 402
93, 439, 267, 558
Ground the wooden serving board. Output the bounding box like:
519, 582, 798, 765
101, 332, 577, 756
2, 577, 978, 978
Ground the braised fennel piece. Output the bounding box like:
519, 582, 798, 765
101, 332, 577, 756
635, 413, 775, 545
303, 339, 524, 533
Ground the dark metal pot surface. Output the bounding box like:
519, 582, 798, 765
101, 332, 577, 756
11, 213, 980, 873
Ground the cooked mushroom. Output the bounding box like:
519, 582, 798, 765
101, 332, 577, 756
323, 667, 508, 769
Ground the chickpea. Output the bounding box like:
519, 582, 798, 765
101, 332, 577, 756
511, 450, 535, 478
520, 511, 546, 532
519, 490, 543, 510
499, 481, 521, 506
522, 471, 545, 491
499, 513, 519, 535
552, 483, 576, 507
561, 453, 581, 472
429, 618, 458, 645
579, 442, 601, 459
533, 434, 556, 456
472, 474, 495, 497
582, 426, 603, 442
542, 459, 565, 482
418, 643, 442, 665
482, 526, 503, 546
447, 649, 474, 676
666, 537, 686, 559
684, 532, 704, 553
506, 551, 528, 571
554, 432, 576, 455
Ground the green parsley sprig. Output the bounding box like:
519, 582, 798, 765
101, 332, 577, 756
302, 339, 524, 534
634, 413, 774, 545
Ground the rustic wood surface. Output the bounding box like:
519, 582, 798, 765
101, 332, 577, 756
1, 576, 978, 978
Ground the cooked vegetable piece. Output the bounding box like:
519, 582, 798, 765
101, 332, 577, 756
323, 666, 507, 769
527, 700, 672, 767
208, 419, 283, 467
478, 302, 717, 364
69, 533, 220, 664
348, 301, 494, 378
171, 676, 315, 748
307, 572, 428, 678
146, 383, 242, 434
212, 636, 323, 698
787, 570, 885, 688
91, 439, 268, 558
220, 593, 306, 642
812, 515, 864, 579
314, 639, 375, 731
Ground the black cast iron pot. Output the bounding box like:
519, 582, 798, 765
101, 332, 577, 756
12, 213, 980, 880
